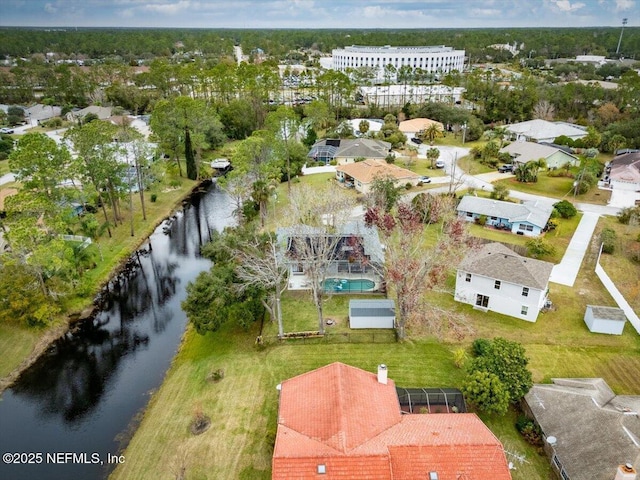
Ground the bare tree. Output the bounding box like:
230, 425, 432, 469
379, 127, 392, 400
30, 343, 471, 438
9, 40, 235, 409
219, 175, 253, 224
533, 100, 555, 121
364, 202, 472, 340
235, 233, 289, 338
287, 182, 357, 229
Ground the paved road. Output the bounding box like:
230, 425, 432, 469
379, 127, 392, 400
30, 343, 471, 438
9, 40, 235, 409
0, 173, 15, 186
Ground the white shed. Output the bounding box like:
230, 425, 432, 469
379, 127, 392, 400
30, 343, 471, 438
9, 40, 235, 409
349, 299, 395, 329
584, 305, 626, 335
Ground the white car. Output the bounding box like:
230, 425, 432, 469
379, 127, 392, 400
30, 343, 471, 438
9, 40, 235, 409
0, 128, 14, 134
435, 160, 445, 168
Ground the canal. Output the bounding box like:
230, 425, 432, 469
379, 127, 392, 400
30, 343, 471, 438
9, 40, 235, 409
0, 183, 233, 480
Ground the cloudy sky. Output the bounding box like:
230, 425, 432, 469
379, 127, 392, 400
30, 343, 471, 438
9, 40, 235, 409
1, 0, 637, 28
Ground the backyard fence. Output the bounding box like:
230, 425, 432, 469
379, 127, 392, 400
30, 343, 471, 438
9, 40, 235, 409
260, 330, 397, 346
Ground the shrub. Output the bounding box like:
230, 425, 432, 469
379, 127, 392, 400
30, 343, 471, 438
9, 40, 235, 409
461, 370, 510, 415
617, 206, 640, 225
150, 193, 158, 203
405, 182, 413, 190
600, 228, 616, 254
553, 200, 578, 219
472, 338, 491, 357
475, 214, 487, 226
526, 238, 556, 259
516, 416, 544, 446
490, 183, 509, 201
453, 348, 468, 369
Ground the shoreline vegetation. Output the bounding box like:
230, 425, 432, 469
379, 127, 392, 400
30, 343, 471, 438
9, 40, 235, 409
0, 177, 200, 395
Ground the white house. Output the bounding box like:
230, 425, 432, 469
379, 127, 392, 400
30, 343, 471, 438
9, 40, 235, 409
457, 196, 553, 237
500, 141, 579, 169
584, 305, 627, 335
455, 243, 553, 322
505, 119, 587, 143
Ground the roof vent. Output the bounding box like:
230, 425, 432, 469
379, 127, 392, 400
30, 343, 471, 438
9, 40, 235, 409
546, 436, 557, 446
429, 472, 439, 480
377, 364, 388, 385
615, 463, 637, 480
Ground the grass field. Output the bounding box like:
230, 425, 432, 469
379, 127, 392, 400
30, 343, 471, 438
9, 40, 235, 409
0, 324, 47, 378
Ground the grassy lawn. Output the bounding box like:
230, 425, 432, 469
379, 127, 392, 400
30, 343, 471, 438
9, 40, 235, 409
0, 159, 10, 176
493, 172, 611, 205
594, 216, 640, 312
0, 324, 47, 378
468, 212, 582, 264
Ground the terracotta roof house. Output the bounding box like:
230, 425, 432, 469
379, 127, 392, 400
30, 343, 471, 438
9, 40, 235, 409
398, 118, 444, 138
272, 362, 512, 480
500, 141, 579, 169
523, 378, 640, 480
457, 196, 554, 237
336, 160, 420, 194
455, 243, 553, 322
505, 120, 587, 143
308, 139, 391, 165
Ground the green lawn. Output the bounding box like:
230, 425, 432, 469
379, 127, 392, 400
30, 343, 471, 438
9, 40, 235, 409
493, 172, 611, 205
0, 159, 10, 176
0, 324, 46, 379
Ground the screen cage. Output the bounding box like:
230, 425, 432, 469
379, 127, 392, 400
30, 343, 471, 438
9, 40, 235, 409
396, 387, 466, 414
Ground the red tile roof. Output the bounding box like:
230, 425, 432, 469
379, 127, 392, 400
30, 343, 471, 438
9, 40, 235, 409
272, 363, 512, 480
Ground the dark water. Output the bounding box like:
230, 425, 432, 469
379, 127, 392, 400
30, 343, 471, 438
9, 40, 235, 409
0, 183, 233, 480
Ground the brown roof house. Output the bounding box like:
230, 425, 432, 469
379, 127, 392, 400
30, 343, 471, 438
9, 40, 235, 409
398, 118, 444, 139
272, 362, 512, 480
336, 159, 420, 194
523, 378, 640, 480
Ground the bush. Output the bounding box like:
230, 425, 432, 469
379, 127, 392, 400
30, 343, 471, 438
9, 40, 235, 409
475, 214, 487, 226
472, 338, 491, 357
553, 200, 578, 219
150, 194, 158, 203
405, 182, 413, 190
461, 370, 510, 415
453, 348, 468, 369
526, 238, 556, 259
600, 228, 616, 254
617, 206, 640, 225
490, 184, 509, 201
516, 416, 544, 446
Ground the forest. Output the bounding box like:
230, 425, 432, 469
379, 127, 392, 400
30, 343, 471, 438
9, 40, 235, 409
0, 27, 639, 60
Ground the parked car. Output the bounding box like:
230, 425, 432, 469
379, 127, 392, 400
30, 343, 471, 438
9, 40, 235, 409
498, 164, 515, 173
410, 137, 423, 144
435, 160, 445, 168
0, 128, 14, 134
419, 176, 431, 184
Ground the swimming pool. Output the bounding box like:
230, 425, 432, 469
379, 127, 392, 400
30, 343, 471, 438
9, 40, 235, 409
323, 278, 376, 292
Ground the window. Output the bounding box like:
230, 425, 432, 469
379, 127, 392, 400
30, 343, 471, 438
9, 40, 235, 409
476, 294, 489, 308
466, 212, 473, 217
519, 224, 534, 232
494, 280, 501, 290
522, 287, 529, 297
521, 305, 529, 315
465, 273, 472, 283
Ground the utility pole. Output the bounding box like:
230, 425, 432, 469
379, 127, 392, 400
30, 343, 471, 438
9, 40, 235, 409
616, 18, 628, 55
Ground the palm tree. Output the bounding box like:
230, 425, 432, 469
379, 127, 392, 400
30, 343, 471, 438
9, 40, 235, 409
422, 123, 443, 145
426, 147, 440, 168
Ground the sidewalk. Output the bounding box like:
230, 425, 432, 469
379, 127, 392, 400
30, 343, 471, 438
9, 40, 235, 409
549, 212, 600, 287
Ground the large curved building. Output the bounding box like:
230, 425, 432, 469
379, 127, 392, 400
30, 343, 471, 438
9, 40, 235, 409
332, 45, 465, 80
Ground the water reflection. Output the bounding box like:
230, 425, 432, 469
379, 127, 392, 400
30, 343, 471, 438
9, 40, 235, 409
0, 183, 233, 480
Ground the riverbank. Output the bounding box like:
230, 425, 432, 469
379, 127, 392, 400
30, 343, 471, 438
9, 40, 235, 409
0, 177, 201, 395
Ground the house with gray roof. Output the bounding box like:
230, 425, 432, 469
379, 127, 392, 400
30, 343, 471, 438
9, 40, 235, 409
24, 104, 62, 125
277, 220, 384, 291
455, 242, 553, 322
457, 196, 553, 237
500, 141, 579, 169
505, 119, 587, 143
307, 138, 391, 165
523, 378, 640, 480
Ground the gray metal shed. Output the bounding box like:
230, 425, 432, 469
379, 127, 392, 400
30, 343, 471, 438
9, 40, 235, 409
584, 305, 626, 335
349, 299, 395, 329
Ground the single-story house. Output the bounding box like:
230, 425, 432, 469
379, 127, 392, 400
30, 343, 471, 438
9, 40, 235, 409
336, 159, 421, 194
277, 220, 385, 291
307, 138, 391, 165
273, 362, 512, 480
505, 119, 587, 143
523, 378, 640, 480
349, 299, 395, 329
457, 196, 554, 237
399, 117, 444, 139
584, 305, 627, 335
66, 105, 113, 123
24, 104, 62, 125
604, 152, 640, 192
500, 141, 579, 169
455, 242, 553, 322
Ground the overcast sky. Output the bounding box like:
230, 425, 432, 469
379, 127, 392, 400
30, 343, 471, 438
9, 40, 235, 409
1, 0, 637, 29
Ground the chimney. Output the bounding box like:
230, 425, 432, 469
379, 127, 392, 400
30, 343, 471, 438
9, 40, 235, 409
377, 364, 387, 385
615, 464, 637, 480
